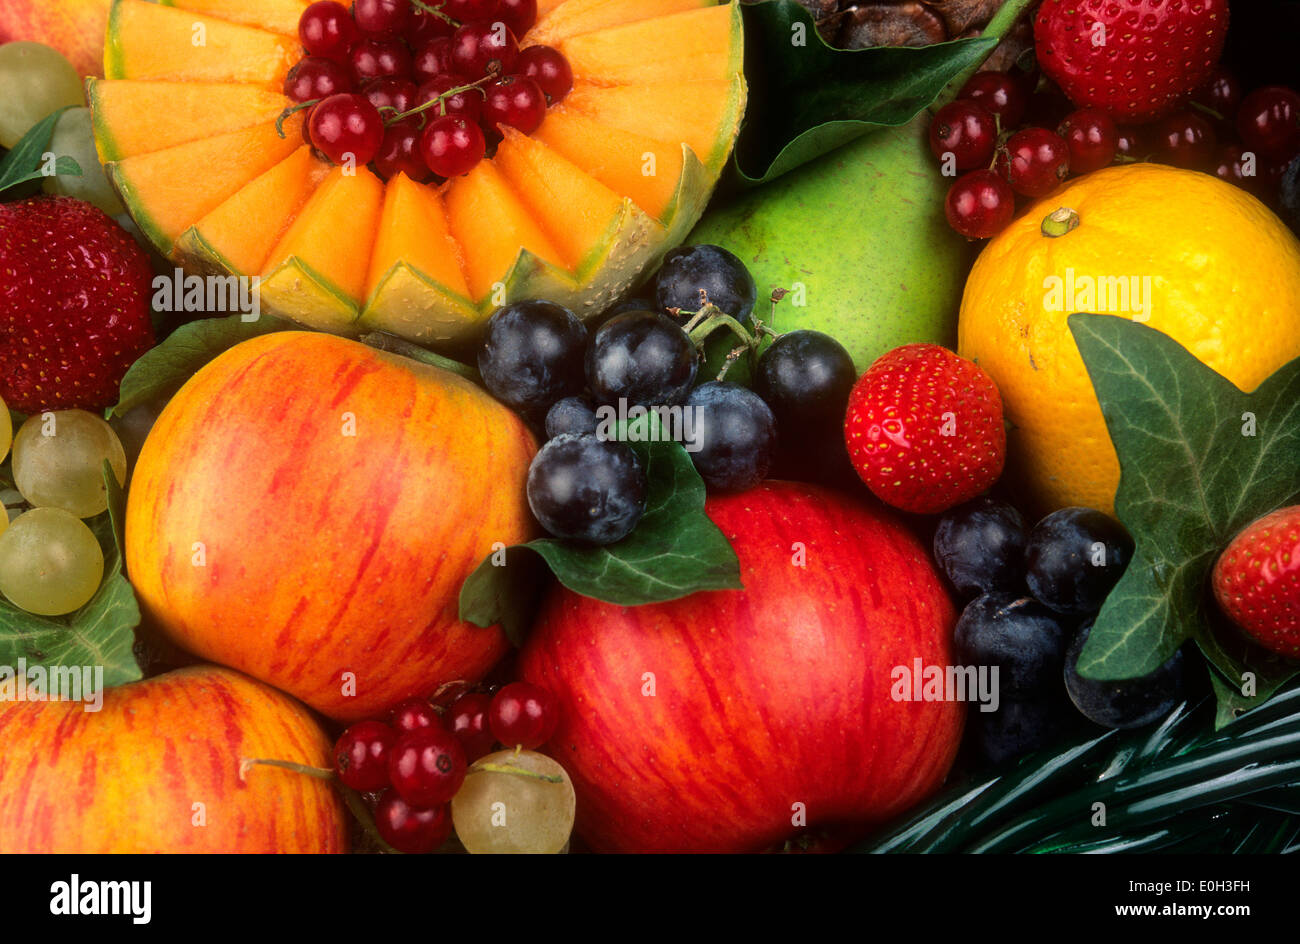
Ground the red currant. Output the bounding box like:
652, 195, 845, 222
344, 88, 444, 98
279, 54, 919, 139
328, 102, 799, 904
997, 127, 1070, 197
1114, 125, 1148, 162
417, 73, 483, 121
388, 726, 467, 807
1057, 108, 1117, 175
353, 0, 410, 37
363, 77, 418, 115
1214, 143, 1264, 198
928, 100, 996, 172
515, 44, 571, 103
299, 1, 358, 63
1151, 111, 1216, 170
373, 791, 451, 854
483, 74, 546, 134
309, 92, 385, 165
389, 696, 441, 733
444, 0, 501, 20
1237, 86, 1300, 161
445, 691, 496, 760
333, 720, 397, 792
412, 37, 455, 83
488, 682, 559, 749
450, 20, 519, 78
421, 114, 486, 177
497, 0, 538, 37
408, 8, 455, 46
374, 120, 433, 182
1191, 66, 1243, 124
284, 56, 353, 103
957, 71, 1026, 129
945, 169, 1014, 239
351, 37, 413, 83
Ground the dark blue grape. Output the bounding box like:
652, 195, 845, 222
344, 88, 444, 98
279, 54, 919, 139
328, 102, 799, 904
954, 592, 1070, 698
544, 396, 597, 440
477, 300, 587, 420
934, 497, 1029, 598
1064, 619, 1186, 729
970, 697, 1073, 767
753, 330, 856, 429
1025, 507, 1133, 615
526, 433, 647, 545
684, 381, 776, 492
654, 244, 757, 325
586, 310, 698, 408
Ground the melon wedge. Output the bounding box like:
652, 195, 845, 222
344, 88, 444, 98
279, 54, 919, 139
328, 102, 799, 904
361, 174, 480, 345
88, 79, 291, 162
159, 0, 309, 36
106, 116, 304, 254
529, 0, 713, 46
176, 147, 330, 277
104, 0, 298, 89
260, 167, 385, 334
559, 4, 742, 85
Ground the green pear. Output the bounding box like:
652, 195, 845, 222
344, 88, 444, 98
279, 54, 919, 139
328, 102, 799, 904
688, 117, 973, 372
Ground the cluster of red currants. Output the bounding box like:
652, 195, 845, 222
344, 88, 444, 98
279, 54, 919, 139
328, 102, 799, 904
332, 681, 560, 853
931, 68, 1300, 240
287, 0, 573, 180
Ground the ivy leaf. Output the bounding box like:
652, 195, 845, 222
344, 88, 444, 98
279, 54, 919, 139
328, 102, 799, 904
0, 107, 83, 197
0, 462, 143, 689
1068, 313, 1300, 724
732, 0, 1034, 186
459, 413, 742, 644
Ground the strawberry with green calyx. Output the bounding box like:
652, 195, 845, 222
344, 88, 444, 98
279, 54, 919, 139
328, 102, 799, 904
1213, 506, 1300, 660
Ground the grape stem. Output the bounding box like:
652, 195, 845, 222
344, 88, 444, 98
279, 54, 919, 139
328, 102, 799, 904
469, 762, 564, 784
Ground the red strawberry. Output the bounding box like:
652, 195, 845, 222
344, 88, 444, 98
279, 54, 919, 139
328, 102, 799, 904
843, 343, 1005, 515
1212, 506, 1300, 659
1034, 0, 1230, 123
0, 196, 155, 413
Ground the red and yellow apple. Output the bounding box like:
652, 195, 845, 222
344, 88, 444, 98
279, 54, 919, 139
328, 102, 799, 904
0, 0, 111, 76
126, 331, 537, 721
520, 481, 963, 853
0, 665, 348, 852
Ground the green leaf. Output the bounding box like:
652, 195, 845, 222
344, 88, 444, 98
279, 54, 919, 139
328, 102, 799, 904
732, 0, 1034, 186
459, 414, 742, 644
110, 312, 295, 418
0, 107, 82, 197
0, 461, 143, 690
1068, 313, 1300, 722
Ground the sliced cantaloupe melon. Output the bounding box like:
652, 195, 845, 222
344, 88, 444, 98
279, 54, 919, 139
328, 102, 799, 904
260, 166, 386, 335
88, 79, 291, 162
104, 0, 298, 89
529, 0, 714, 46
360, 174, 481, 345
537, 0, 567, 15
565, 79, 744, 174
558, 4, 742, 86
175, 147, 330, 277
106, 116, 304, 254
158, 0, 309, 37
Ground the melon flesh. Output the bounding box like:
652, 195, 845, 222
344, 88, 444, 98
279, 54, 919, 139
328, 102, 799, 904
529, 0, 713, 45
88, 79, 291, 162
559, 5, 740, 85
159, 0, 309, 36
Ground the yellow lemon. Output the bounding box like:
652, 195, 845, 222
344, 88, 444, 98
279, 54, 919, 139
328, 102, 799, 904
958, 163, 1300, 516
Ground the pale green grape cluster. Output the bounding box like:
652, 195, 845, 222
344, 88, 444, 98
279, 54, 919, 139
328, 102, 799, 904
451, 749, 576, 854
13, 411, 128, 519
41, 106, 126, 216
0, 42, 84, 149
0, 508, 104, 616
0, 394, 11, 463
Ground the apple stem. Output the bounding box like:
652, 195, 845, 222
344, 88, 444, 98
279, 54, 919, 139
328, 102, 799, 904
469, 762, 564, 784
239, 757, 336, 782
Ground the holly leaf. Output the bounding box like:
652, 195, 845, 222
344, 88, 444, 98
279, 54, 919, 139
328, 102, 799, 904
459, 414, 742, 644
0, 107, 83, 197
732, 0, 1034, 186
1068, 313, 1300, 724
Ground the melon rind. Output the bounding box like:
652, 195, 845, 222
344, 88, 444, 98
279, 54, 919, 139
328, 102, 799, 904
259, 258, 363, 336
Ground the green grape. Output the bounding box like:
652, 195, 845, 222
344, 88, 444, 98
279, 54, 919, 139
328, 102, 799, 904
450, 749, 576, 854
12, 410, 128, 519
40, 107, 126, 216
0, 395, 11, 462
0, 507, 104, 616
0, 42, 84, 149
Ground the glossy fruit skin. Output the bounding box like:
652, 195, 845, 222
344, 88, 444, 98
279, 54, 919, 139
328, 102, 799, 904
527, 433, 647, 544
390, 698, 441, 734
586, 311, 699, 408
958, 71, 1027, 128
126, 332, 536, 721
928, 100, 996, 172
544, 395, 598, 440
388, 726, 468, 807
753, 330, 856, 432
954, 593, 1069, 698
998, 127, 1070, 197
1151, 111, 1216, 170
309, 92, 385, 165
443, 0, 501, 20
1058, 108, 1117, 175
1191, 66, 1243, 126
362, 77, 418, 115
450, 20, 519, 78
1211, 506, 1300, 658
334, 720, 397, 791
409, 7, 455, 45
353, 0, 410, 37
350, 37, 412, 83
654, 244, 757, 325
445, 691, 497, 760
515, 43, 571, 103
412, 37, 454, 83
684, 382, 777, 492
418, 73, 483, 121
1033, 0, 1230, 122
374, 791, 451, 854
0, 666, 348, 852
488, 682, 559, 749
1214, 143, 1264, 198
945, 169, 1014, 239
0, 196, 154, 413
1237, 86, 1300, 161
933, 496, 1029, 598
299, 1, 359, 63
482, 74, 547, 134
844, 342, 1006, 515
478, 300, 587, 420
1114, 125, 1148, 161
497, 0, 538, 37
1025, 507, 1132, 615
285, 56, 353, 103
374, 119, 431, 182
420, 113, 486, 177
519, 481, 963, 853
1065, 620, 1186, 729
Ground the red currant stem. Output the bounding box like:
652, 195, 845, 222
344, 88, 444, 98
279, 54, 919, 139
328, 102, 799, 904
932, 0, 1037, 111
385, 75, 494, 126
335, 782, 402, 854
409, 0, 459, 26
1188, 99, 1225, 123
275, 99, 321, 139
238, 757, 336, 781
468, 762, 564, 784
431, 678, 472, 702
